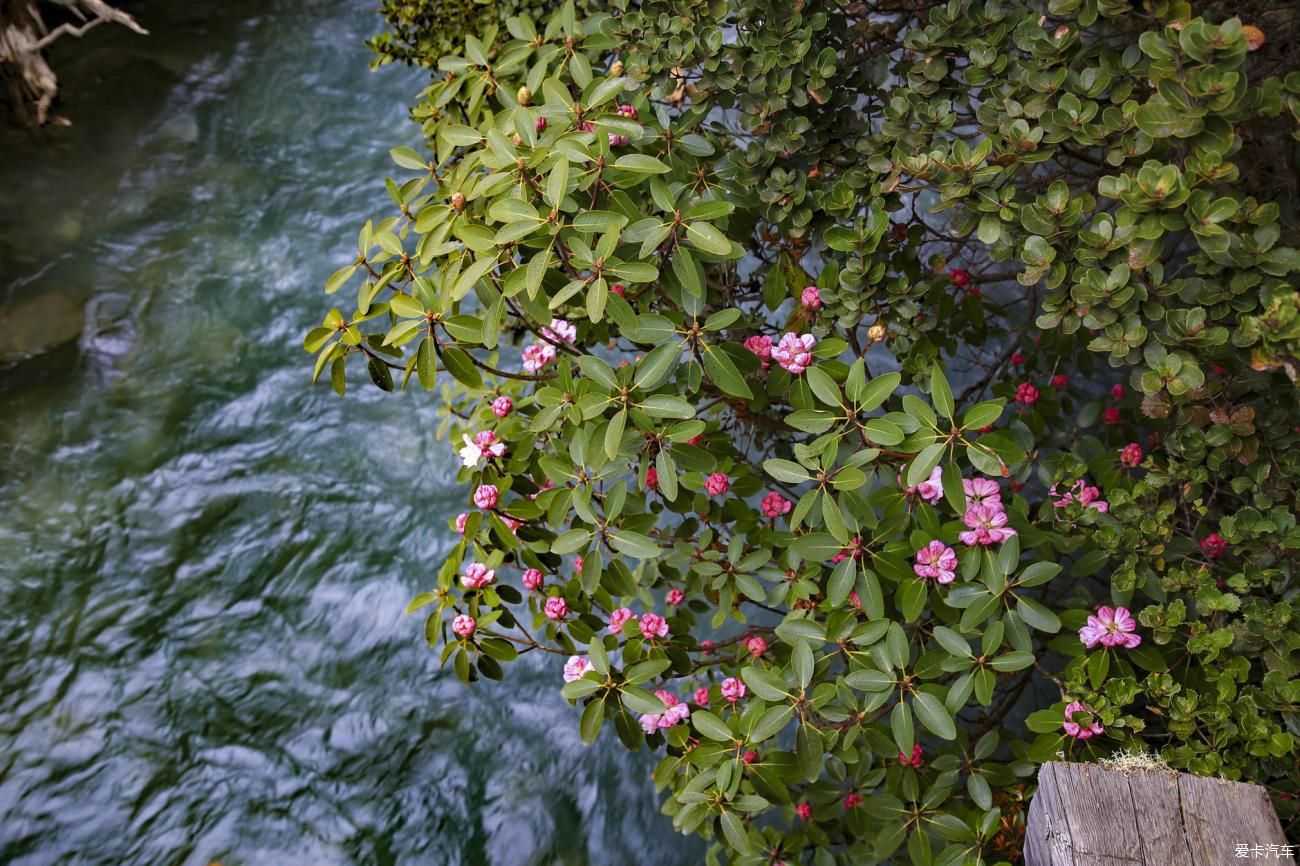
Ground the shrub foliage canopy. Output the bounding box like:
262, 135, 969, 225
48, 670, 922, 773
309, 0, 1300, 861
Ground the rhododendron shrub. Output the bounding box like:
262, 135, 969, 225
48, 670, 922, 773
305, 0, 1300, 861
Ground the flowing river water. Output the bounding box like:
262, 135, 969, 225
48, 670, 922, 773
0, 2, 701, 863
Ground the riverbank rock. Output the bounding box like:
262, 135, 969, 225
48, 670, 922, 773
0, 289, 84, 363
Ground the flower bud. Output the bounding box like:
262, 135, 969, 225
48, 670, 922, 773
450, 192, 466, 212
610, 60, 624, 76
517, 86, 532, 106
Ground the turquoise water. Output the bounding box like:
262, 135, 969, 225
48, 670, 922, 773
0, 3, 700, 863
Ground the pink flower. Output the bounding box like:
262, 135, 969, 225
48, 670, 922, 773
849, 590, 861, 609
461, 562, 496, 589
959, 505, 1018, 546
473, 484, 499, 510
693, 687, 710, 706
459, 430, 506, 467
742, 750, 758, 764
617, 103, 638, 120
1050, 374, 1069, 389
1102, 406, 1121, 426
522, 341, 557, 373
772, 332, 816, 375
564, 655, 594, 682
1051, 480, 1108, 513
1200, 533, 1227, 558
1062, 701, 1104, 740
705, 472, 730, 497
744, 335, 773, 369
641, 691, 689, 732
454, 512, 469, 534
914, 540, 958, 584
1110, 383, 1125, 400
898, 744, 923, 767
795, 802, 814, 821
1119, 443, 1143, 468
492, 396, 513, 417
535, 116, 548, 133
611, 282, 626, 297
721, 677, 746, 703
544, 596, 568, 621
801, 285, 822, 310
949, 268, 971, 287
608, 133, 629, 147
522, 568, 544, 591
1015, 382, 1039, 406
687, 435, 704, 447
645, 467, 659, 489
698, 640, 714, 653
543, 318, 577, 345
761, 491, 791, 518
843, 792, 863, 810
575, 555, 584, 573
963, 477, 1003, 512
609, 607, 637, 635
667, 588, 684, 606
638, 713, 661, 734
746, 636, 768, 657
451, 614, 476, 638
639, 613, 669, 639
1079, 606, 1142, 649
1210, 363, 1226, 376
913, 466, 944, 503
1010, 352, 1025, 366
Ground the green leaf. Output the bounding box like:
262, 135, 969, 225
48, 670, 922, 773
684, 221, 732, 256
804, 366, 842, 407
692, 709, 735, 741
719, 812, 751, 854
844, 669, 893, 691
857, 372, 901, 411
931, 364, 954, 418
990, 651, 1035, 672
441, 346, 484, 389
891, 701, 914, 755
906, 442, 945, 486
748, 704, 793, 744
701, 343, 753, 399
932, 626, 972, 658
416, 337, 437, 390
1016, 597, 1061, 633
827, 556, 856, 607
741, 666, 789, 702
577, 355, 618, 390
607, 529, 660, 559
913, 691, 956, 740
604, 408, 627, 459
580, 697, 605, 743
390, 146, 428, 171
764, 459, 813, 483
613, 154, 671, 174
621, 685, 668, 715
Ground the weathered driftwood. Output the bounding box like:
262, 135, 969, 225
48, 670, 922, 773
0, 0, 145, 124
1025, 761, 1295, 866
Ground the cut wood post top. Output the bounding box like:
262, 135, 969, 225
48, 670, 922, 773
1024, 760, 1295, 866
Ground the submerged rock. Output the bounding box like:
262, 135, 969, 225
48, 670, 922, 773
0, 290, 84, 363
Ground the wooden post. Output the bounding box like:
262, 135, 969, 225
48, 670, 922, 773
1025, 761, 1295, 866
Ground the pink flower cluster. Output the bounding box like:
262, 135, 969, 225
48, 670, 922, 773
800, 285, 822, 310
522, 568, 544, 591
608, 607, 637, 634
461, 562, 496, 589
1079, 606, 1141, 649
491, 396, 513, 417
1200, 532, 1227, 558
721, 677, 746, 703
544, 596, 568, 621
705, 472, 730, 497
640, 613, 670, 640
1119, 442, 1143, 468
1062, 701, 1103, 740
744, 335, 773, 369
459, 430, 506, 468
639, 690, 690, 733
772, 333, 816, 375
522, 342, 557, 373
906, 466, 944, 503
667, 588, 684, 606
451, 614, 476, 638
746, 636, 768, 657
761, 490, 791, 518
563, 655, 593, 682
913, 540, 958, 584
898, 744, 923, 767
1051, 479, 1108, 513
959, 505, 1016, 546
645, 467, 659, 490
474, 484, 499, 510
1015, 382, 1039, 406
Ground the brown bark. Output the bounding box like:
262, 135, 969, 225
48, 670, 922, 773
0, 0, 146, 125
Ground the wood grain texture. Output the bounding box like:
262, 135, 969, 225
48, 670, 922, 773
1023, 762, 1294, 866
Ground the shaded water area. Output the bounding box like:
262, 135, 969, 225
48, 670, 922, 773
0, 3, 701, 863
